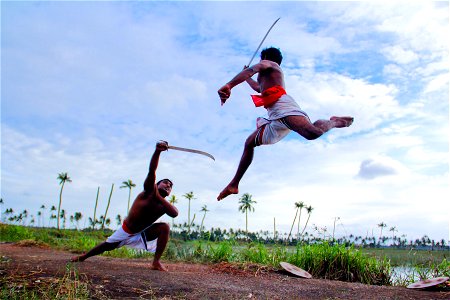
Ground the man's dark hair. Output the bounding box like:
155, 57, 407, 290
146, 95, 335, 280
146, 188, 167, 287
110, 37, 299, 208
157, 179, 173, 187
261, 47, 283, 65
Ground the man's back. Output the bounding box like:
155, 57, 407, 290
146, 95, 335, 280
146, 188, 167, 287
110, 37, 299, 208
256, 60, 285, 92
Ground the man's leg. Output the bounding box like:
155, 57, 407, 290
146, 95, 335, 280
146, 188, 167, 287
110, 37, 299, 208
217, 129, 259, 201
284, 115, 353, 140
144, 222, 171, 271
71, 241, 121, 262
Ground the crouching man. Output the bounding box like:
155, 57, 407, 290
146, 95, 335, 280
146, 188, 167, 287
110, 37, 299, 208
71, 141, 178, 271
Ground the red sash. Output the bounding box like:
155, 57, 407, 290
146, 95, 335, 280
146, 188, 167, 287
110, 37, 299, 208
122, 221, 134, 234
251, 85, 286, 108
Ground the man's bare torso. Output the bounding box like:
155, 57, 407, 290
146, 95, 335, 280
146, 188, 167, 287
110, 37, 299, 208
124, 189, 166, 233
256, 60, 285, 92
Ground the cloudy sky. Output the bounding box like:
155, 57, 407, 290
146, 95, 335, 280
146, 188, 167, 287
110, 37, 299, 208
2, 1, 448, 242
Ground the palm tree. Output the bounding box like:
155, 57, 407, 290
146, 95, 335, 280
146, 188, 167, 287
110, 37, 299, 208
5, 208, 13, 224
101, 184, 114, 230
300, 206, 314, 236
238, 193, 257, 240
0, 198, 3, 222
377, 222, 387, 241
37, 211, 42, 227
389, 226, 397, 246
57, 172, 72, 230
49, 206, 56, 227
296, 201, 305, 240
74, 212, 82, 230
39, 205, 46, 228
168, 195, 178, 226
183, 191, 195, 234
120, 179, 136, 215
199, 205, 209, 233
332, 217, 340, 241
22, 209, 28, 226
116, 214, 122, 227
60, 209, 66, 229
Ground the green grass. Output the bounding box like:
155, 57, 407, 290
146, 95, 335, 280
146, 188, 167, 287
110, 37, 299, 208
289, 243, 390, 284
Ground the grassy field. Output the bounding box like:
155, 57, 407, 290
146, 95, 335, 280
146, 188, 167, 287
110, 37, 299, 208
361, 247, 449, 267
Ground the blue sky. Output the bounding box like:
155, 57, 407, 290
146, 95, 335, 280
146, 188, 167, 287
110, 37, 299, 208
1, 1, 449, 242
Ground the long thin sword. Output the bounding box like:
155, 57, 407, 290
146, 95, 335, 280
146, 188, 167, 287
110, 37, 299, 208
247, 17, 281, 66
167, 145, 215, 161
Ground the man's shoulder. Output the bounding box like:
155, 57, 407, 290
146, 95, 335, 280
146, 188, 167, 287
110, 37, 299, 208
137, 190, 156, 200
260, 60, 280, 67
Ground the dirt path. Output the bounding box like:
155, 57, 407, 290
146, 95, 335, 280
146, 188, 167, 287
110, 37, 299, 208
1, 243, 449, 299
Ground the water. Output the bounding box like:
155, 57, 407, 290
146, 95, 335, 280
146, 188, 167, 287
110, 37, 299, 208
391, 266, 427, 284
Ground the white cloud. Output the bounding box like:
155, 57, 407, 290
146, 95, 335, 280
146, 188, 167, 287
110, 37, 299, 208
356, 156, 405, 180
381, 46, 418, 65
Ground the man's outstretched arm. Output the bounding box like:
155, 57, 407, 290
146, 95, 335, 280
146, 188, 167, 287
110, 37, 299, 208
143, 141, 168, 193
218, 64, 262, 105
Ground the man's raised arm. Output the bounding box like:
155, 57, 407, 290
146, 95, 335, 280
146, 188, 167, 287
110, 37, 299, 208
143, 141, 168, 193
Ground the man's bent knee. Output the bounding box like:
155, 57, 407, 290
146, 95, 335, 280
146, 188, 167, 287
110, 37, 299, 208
157, 222, 170, 235
303, 130, 323, 140
245, 131, 260, 148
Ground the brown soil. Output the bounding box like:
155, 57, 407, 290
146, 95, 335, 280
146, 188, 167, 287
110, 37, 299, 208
1, 242, 449, 299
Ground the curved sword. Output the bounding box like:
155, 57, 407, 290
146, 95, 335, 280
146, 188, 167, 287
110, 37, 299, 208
247, 17, 281, 66
167, 145, 215, 161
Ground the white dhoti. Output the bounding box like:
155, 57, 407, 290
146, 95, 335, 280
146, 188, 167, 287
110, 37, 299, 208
255, 94, 310, 145
106, 224, 157, 253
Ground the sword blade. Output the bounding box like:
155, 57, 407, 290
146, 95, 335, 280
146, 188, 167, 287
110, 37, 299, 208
167, 145, 215, 161
247, 17, 280, 66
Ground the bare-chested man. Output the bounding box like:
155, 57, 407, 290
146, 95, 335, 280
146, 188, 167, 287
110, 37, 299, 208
217, 47, 353, 200
71, 141, 178, 271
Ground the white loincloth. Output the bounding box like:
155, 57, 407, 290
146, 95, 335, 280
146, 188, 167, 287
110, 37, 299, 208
256, 94, 310, 145
106, 225, 157, 253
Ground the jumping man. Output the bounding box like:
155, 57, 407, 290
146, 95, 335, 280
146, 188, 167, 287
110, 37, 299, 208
71, 141, 178, 271
217, 47, 353, 200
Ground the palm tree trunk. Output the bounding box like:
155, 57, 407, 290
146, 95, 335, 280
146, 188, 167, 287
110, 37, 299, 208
200, 213, 206, 233
297, 209, 303, 240
287, 208, 298, 242
300, 214, 311, 236
188, 199, 191, 234
102, 184, 114, 230
245, 210, 248, 240
127, 189, 132, 214
273, 217, 276, 242
93, 187, 100, 230
57, 181, 65, 230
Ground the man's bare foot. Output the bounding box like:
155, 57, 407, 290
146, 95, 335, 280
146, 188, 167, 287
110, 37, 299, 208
70, 255, 86, 262
331, 116, 354, 128
217, 185, 239, 201
151, 261, 168, 271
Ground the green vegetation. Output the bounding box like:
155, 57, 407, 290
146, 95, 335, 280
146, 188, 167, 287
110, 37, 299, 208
362, 247, 449, 267
2, 223, 450, 298
2, 183, 449, 298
